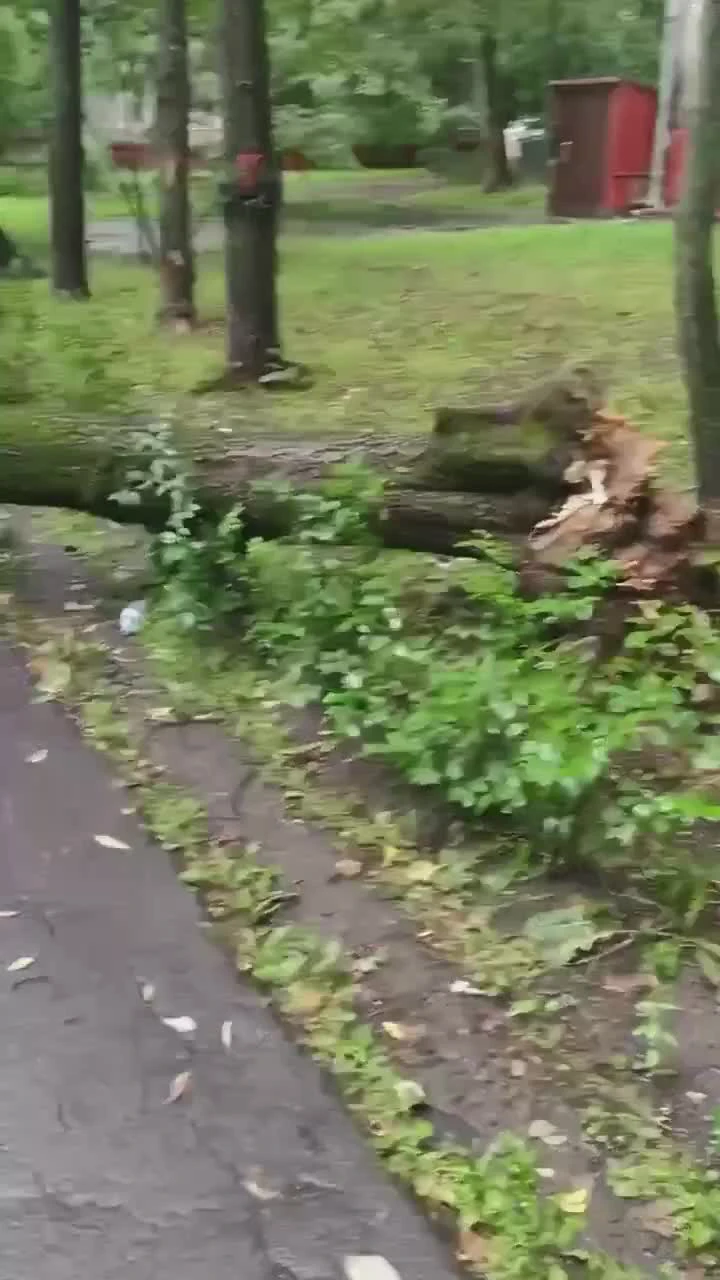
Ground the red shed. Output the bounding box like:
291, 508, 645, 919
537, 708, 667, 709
548, 78, 657, 217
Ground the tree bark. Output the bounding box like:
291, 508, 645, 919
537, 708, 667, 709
675, 0, 720, 503
481, 30, 513, 192
155, 0, 195, 327
49, 0, 89, 298
0, 365, 706, 593
218, 0, 282, 381
0, 412, 561, 552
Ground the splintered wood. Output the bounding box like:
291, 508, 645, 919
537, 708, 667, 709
523, 407, 702, 594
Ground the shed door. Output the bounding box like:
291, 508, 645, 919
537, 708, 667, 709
549, 85, 609, 216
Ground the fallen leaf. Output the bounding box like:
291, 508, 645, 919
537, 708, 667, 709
147, 706, 174, 722
556, 1186, 590, 1215
685, 1090, 707, 1104
163, 1070, 192, 1104
457, 1229, 493, 1266
333, 858, 363, 879
382, 1021, 418, 1042
393, 1078, 425, 1109
511, 1059, 527, 1078
602, 973, 656, 995
528, 1118, 568, 1147
404, 860, 437, 884
94, 834, 131, 851
221, 1020, 233, 1049
161, 1015, 197, 1035
7, 955, 35, 973
450, 979, 483, 996
25, 749, 48, 764
243, 1174, 281, 1201
343, 1257, 403, 1280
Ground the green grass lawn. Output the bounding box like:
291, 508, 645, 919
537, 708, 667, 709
0, 192, 130, 250
0, 169, 546, 253
0, 217, 690, 479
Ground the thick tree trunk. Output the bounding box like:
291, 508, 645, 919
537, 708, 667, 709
0, 364, 710, 594
49, 0, 89, 298
0, 416, 551, 553
218, 0, 282, 381
675, 0, 720, 503
481, 31, 513, 192
155, 0, 195, 327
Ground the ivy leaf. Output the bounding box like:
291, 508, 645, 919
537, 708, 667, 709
523, 905, 615, 967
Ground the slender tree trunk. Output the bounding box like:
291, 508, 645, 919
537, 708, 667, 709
481, 30, 513, 192
218, 0, 281, 381
648, 0, 683, 208
675, 0, 720, 503
49, 0, 89, 298
155, 0, 195, 327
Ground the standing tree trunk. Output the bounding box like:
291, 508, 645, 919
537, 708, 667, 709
648, 0, 683, 209
155, 0, 195, 327
675, 0, 720, 504
49, 0, 89, 297
217, 0, 281, 382
481, 30, 513, 192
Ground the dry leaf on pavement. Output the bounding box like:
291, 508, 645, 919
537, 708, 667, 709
163, 1070, 192, 1104
94, 833, 131, 851
161, 1015, 197, 1036
343, 1258, 403, 1280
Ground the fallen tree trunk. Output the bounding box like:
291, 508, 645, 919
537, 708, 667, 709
0, 366, 706, 589
0, 416, 551, 555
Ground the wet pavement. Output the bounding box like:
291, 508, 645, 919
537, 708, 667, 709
86, 212, 551, 255
0, 641, 460, 1280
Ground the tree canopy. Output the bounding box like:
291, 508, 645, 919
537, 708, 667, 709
1, 0, 663, 162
